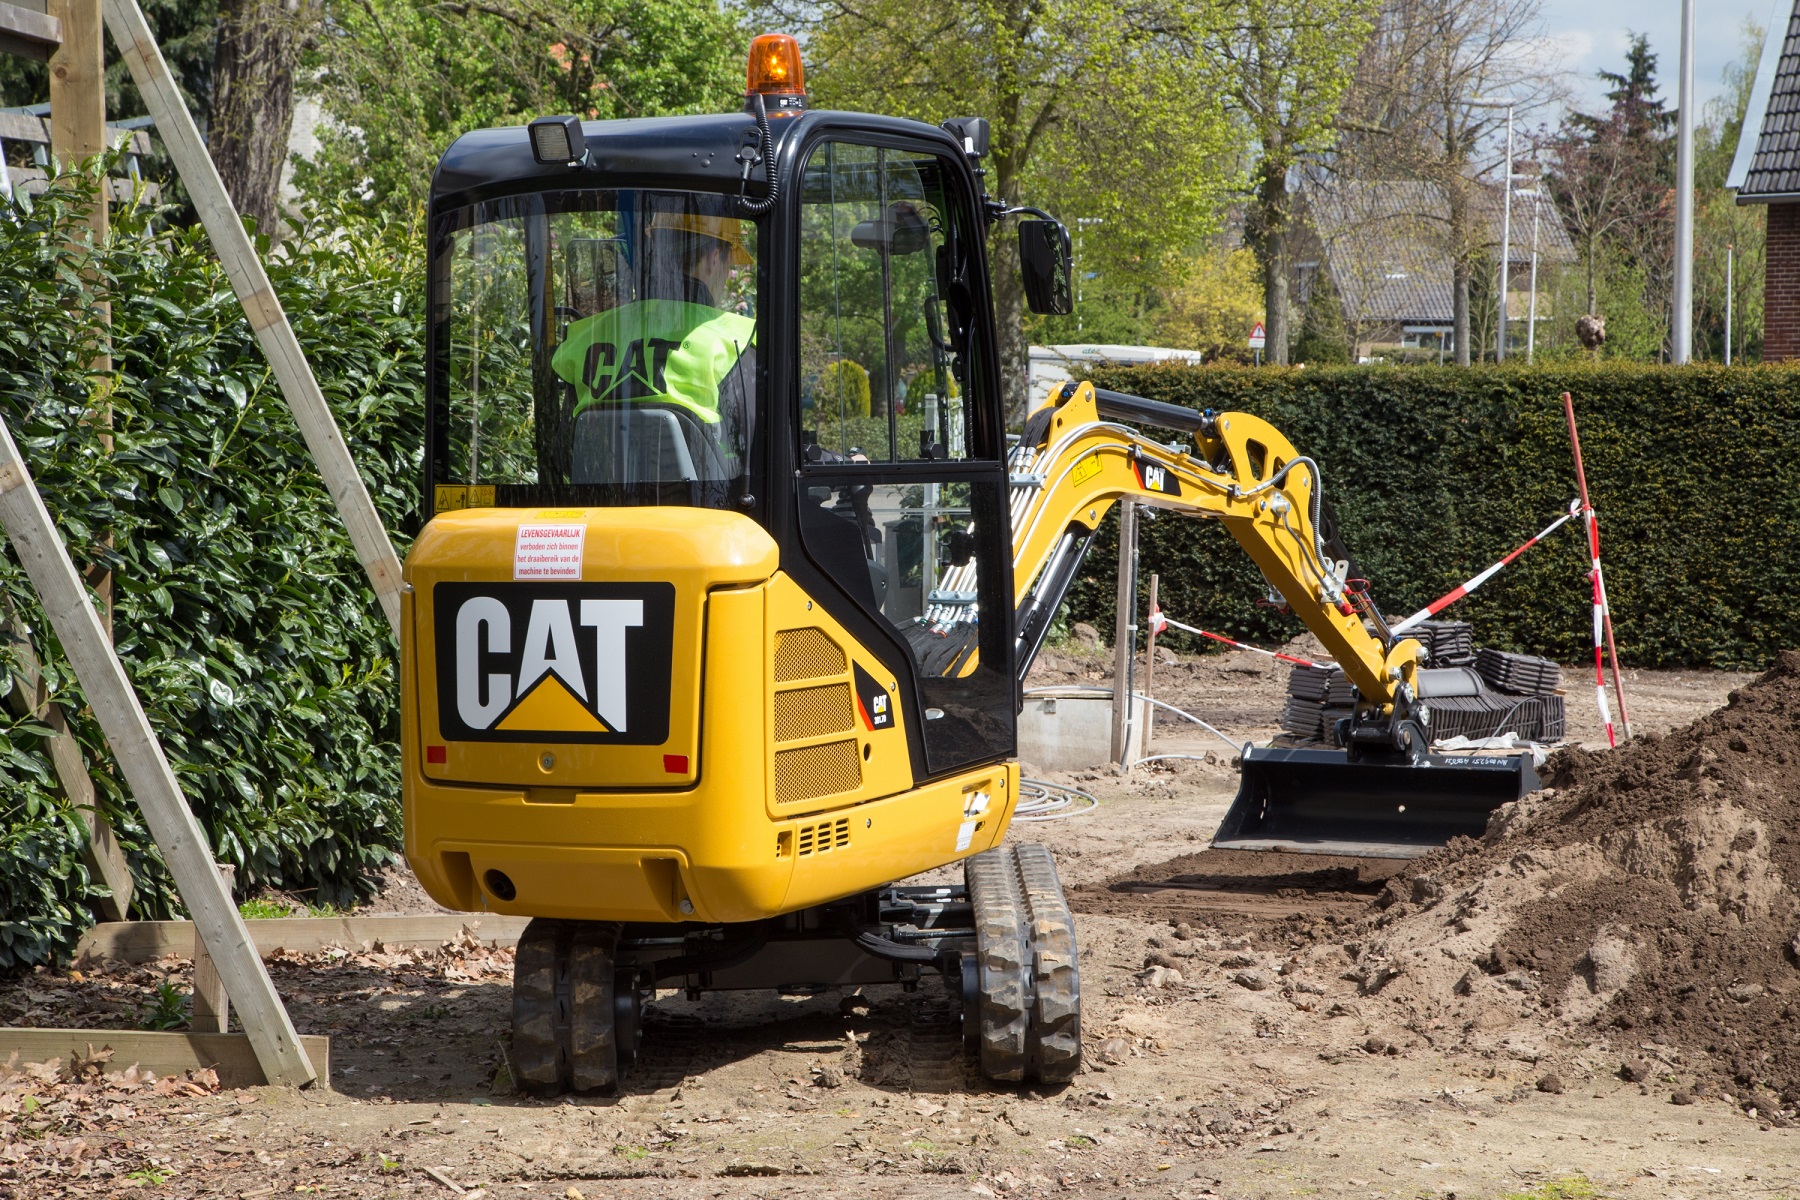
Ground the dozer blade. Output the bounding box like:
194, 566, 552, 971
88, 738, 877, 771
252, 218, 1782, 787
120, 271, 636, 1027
1211, 747, 1540, 859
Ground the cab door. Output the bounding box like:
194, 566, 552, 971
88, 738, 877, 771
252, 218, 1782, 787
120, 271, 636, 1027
780, 130, 1015, 778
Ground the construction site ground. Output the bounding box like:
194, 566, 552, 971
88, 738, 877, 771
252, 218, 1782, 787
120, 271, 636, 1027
7, 641, 1798, 1200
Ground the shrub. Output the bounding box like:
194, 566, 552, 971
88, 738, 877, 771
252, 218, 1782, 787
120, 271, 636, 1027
1064, 361, 1800, 671
816, 358, 871, 418
0, 166, 423, 968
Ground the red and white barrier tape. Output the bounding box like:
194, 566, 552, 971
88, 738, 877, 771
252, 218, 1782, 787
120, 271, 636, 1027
1149, 608, 1328, 669
1389, 499, 1580, 636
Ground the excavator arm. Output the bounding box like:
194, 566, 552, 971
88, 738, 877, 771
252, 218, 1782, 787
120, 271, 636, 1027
993, 382, 1425, 752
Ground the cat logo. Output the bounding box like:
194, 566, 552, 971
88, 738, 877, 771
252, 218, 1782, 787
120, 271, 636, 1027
853, 663, 894, 731
433, 582, 675, 744
1134, 461, 1182, 498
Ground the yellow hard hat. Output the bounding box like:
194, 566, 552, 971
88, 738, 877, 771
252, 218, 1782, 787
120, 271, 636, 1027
648, 212, 753, 266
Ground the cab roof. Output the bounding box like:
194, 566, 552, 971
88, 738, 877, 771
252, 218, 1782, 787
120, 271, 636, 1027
429, 110, 964, 213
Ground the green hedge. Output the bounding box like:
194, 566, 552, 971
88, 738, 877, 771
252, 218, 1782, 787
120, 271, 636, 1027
0, 168, 423, 968
1064, 361, 1800, 672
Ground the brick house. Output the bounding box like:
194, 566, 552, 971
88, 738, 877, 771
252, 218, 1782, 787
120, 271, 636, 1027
1731, 1, 1800, 357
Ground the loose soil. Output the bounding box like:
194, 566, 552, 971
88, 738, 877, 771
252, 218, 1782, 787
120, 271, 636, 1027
7, 649, 1794, 1199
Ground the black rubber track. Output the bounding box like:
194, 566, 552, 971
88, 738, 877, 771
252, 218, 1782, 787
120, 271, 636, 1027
511, 917, 573, 1096
510, 918, 625, 1096
1014, 844, 1082, 1083
965, 846, 1029, 1082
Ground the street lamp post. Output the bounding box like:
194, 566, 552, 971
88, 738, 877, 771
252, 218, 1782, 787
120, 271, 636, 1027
1514, 188, 1542, 362
1673, 0, 1696, 362
1470, 98, 1516, 362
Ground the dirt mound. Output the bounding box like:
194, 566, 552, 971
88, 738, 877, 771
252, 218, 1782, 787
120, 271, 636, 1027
1345, 651, 1800, 1112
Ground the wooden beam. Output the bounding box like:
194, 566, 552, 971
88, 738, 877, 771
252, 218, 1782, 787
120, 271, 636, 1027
189, 865, 235, 1032
0, 0, 60, 60
77, 914, 531, 965
0, 416, 315, 1087
0, 110, 151, 155
101, 0, 404, 637
2, 616, 134, 921
0, 1029, 328, 1089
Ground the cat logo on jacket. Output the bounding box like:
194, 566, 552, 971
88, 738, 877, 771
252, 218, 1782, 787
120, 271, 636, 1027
434, 582, 674, 743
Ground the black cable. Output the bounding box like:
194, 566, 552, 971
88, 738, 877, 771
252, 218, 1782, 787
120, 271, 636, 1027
737, 93, 779, 217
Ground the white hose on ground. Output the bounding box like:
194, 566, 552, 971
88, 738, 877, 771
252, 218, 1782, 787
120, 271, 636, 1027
1132, 692, 1248, 758
1012, 778, 1100, 821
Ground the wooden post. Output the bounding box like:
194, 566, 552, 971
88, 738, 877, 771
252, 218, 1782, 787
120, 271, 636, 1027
189, 863, 235, 1033
1110, 498, 1137, 766
99, 0, 405, 637
47, 0, 112, 636
2, 615, 133, 920
0, 415, 315, 1087
1142, 573, 1158, 750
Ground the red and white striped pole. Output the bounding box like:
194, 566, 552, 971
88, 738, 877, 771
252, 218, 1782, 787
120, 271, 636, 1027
1150, 607, 1329, 669
1563, 392, 1631, 745
1389, 501, 1580, 635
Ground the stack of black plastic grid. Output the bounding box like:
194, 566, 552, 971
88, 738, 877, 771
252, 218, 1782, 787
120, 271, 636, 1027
1474, 649, 1562, 695
1280, 664, 1357, 742
1410, 619, 1475, 666
1279, 646, 1566, 746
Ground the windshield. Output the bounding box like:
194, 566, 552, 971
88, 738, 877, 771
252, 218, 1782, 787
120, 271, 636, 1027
428, 189, 760, 514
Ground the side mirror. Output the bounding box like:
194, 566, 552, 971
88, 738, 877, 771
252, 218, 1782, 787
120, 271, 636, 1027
1018, 219, 1072, 316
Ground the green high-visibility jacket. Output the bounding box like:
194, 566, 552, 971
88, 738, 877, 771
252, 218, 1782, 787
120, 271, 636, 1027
552, 300, 756, 424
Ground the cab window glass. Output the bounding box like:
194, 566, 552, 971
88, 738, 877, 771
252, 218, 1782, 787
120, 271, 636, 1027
432, 190, 759, 512
797, 143, 968, 464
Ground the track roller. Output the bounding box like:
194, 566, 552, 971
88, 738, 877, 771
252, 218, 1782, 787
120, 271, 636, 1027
964, 843, 1082, 1084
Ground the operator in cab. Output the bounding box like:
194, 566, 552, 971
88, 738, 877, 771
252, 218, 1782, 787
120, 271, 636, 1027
550, 212, 758, 495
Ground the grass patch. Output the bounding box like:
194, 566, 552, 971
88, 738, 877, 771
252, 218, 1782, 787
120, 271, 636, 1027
1501, 1177, 1607, 1200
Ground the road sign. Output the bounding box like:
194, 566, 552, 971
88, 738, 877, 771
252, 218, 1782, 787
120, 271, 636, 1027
1247, 322, 1266, 350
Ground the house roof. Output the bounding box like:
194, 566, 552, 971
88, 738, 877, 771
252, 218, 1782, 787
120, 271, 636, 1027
1731, 1, 1800, 201
1303, 179, 1578, 325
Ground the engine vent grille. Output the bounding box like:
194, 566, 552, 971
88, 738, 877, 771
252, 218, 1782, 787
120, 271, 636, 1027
797, 817, 852, 857
774, 738, 861, 805
774, 627, 846, 683
774, 682, 855, 742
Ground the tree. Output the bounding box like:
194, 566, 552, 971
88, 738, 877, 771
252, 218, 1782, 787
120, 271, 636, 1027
1334, 0, 1554, 364
1539, 34, 1676, 360
296, 0, 742, 213
767, 0, 1236, 425
1694, 19, 1766, 362
1202, 0, 1376, 364
1154, 242, 1264, 358
210, 0, 321, 229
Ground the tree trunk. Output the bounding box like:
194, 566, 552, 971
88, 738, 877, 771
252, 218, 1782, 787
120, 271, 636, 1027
989, 148, 1030, 430
1249, 160, 1291, 365
209, 0, 312, 233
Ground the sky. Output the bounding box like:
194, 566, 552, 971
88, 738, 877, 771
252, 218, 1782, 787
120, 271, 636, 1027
1540, 0, 1774, 123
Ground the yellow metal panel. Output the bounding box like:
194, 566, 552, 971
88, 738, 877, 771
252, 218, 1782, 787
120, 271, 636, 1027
405, 507, 777, 790
773, 627, 846, 682
773, 738, 862, 803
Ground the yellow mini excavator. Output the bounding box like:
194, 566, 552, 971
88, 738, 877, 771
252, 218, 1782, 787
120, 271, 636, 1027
401, 34, 1537, 1094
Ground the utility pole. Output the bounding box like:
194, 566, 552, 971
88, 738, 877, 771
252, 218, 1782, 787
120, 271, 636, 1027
1726, 243, 1734, 365
1470, 98, 1515, 361
1673, 0, 1696, 363
1517, 189, 1541, 362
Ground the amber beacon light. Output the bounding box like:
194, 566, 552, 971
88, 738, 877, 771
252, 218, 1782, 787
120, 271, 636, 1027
746, 33, 806, 105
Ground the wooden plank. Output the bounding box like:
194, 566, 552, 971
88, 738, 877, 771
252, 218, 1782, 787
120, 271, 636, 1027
189, 865, 235, 1032
77, 914, 532, 965
0, 111, 151, 155
0, 1, 60, 59
0, 1029, 328, 1089
102, 0, 404, 637
2, 616, 134, 920
0, 417, 315, 1087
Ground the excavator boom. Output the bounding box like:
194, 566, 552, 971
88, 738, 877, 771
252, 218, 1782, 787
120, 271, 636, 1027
989, 382, 1538, 856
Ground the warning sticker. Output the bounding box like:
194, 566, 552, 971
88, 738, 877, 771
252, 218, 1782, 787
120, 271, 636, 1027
1071, 454, 1102, 485
514, 524, 587, 581
956, 819, 977, 852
